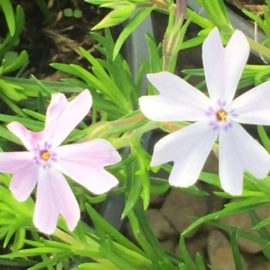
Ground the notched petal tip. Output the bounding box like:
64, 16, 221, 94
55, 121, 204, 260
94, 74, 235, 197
230, 29, 249, 49
7, 121, 28, 137
97, 139, 122, 165
7, 121, 20, 131
150, 158, 162, 168
249, 154, 270, 180
33, 168, 81, 235
203, 27, 222, 48
50, 89, 92, 109
51, 92, 67, 101
6, 122, 42, 151
10, 187, 28, 202
207, 27, 220, 38
93, 173, 119, 195
62, 208, 80, 232
150, 122, 217, 189
48, 93, 68, 115
146, 71, 181, 90
44, 89, 93, 148
168, 176, 196, 188
33, 219, 56, 235
138, 96, 158, 121
66, 218, 80, 232
256, 169, 270, 181
111, 149, 122, 164
203, 27, 249, 103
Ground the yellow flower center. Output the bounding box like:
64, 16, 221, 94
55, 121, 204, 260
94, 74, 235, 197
216, 109, 228, 122
40, 150, 51, 161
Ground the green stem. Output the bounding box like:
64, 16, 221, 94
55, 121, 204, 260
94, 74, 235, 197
150, 0, 169, 10
111, 121, 160, 149
53, 229, 98, 251
53, 229, 121, 268
149, 1, 270, 60
248, 37, 270, 59
84, 109, 188, 149
84, 112, 147, 140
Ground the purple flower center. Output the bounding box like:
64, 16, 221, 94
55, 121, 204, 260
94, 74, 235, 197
40, 150, 51, 161
33, 142, 57, 169
205, 100, 238, 131
216, 109, 228, 122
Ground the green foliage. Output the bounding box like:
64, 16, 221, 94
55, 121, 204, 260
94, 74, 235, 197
0, 1, 40, 112
258, 125, 270, 153
0, 1, 27, 70
1, 1, 270, 270
242, 4, 270, 41
51, 29, 145, 119
112, 7, 153, 59
0, 0, 16, 36
162, 1, 190, 71
63, 8, 83, 18
200, 0, 231, 29
92, 4, 136, 30
0, 175, 33, 251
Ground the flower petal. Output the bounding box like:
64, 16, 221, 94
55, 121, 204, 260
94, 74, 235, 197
55, 139, 121, 167
7, 122, 43, 151
139, 72, 210, 122
231, 81, 270, 125
45, 92, 69, 122
33, 167, 80, 234
0, 152, 38, 201
219, 132, 243, 195
151, 121, 218, 187
219, 122, 270, 195
203, 28, 249, 103
54, 140, 120, 194
56, 165, 119, 195
44, 90, 92, 149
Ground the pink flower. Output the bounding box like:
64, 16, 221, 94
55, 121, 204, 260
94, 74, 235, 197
0, 90, 121, 234
139, 28, 270, 195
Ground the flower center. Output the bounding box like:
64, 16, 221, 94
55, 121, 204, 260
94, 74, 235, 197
40, 150, 51, 161
216, 109, 228, 122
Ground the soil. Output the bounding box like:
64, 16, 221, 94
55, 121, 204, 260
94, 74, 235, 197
14, 0, 265, 78
14, 0, 107, 78
226, 0, 265, 13
228, 0, 264, 4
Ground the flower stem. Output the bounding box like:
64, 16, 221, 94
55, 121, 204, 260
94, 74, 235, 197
247, 37, 270, 59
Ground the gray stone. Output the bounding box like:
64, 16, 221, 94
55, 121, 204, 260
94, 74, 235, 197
161, 189, 209, 237
150, 193, 166, 207
146, 209, 177, 240
207, 230, 247, 270
246, 255, 270, 270
161, 239, 177, 252
221, 206, 270, 254
186, 233, 207, 260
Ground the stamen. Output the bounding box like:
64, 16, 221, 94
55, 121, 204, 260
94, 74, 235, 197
216, 109, 228, 122
40, 150, 51, 161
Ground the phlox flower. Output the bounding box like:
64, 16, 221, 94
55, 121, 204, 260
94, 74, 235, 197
0, 90, 121, 234
139, 28, 270, 195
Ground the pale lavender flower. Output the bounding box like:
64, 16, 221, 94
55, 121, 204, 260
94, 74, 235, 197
0, 90, 121, 234
139, 28, 270, 195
